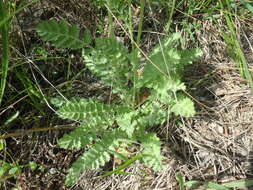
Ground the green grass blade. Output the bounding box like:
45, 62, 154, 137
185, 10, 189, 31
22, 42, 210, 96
108, 171, 134, 175
15, 69, 44, 112
219, 0, 253, 92
184, 180, 202, 189
223, 179, 253, 188
101, 154, 143, 177
0, 0, 40, 28
240, 0, 253, 13
184, 179, 253, 189
3, 111, 19, 127
0, 139, 5, 151
107, 149, 129, 162
176, 173, 185, 190
165, 0, 176, 33
205, 182, 229, 190
0, 0, 10, 105
0, 0, 40, 105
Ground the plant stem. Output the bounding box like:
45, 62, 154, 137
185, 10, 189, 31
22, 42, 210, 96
128, 0, 134, 49
132, 0, 146, 107
107, 0, 114, 37
0, 125, 77, 139
0, 0, 10, 105
165, 0, 176, 34
136, 0, 145, 46
127, 1, 138, 106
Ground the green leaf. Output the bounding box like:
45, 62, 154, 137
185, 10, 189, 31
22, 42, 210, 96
3, 111, 19, 126
176, 173, 185, 190
83, 29, 92, 45
0, 161, 11, 177
183, 180, 253, 190
138, 102, 167, 127
28, 161, 38, 171
241, 0, 253, 13
171, 96, 195, 117
141, 33, 202, 90
36, 20, 90, 49
116, 111, 136, 137
205, 182, 229, 190
50, 97, 66, 108
149, 78, 186, 106
64, 130, 125, 186
58, 125, 96, 150
0, 139, 5, 151
140, 133, 163, 172
142, 33, 181, 83
223, 179, 253, 188
179, 48, 203, 66
184, 180, 202, 189
82, 38, 131, 97
38, 165, 45, 172
8, 166, 21, 175
184, 180, 230, 190
58, 98, 116, 122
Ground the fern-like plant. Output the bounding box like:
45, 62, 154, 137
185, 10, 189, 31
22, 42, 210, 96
36, 20, 202, 186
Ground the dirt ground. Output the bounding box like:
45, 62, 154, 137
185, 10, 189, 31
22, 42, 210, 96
1, 0, 253, 189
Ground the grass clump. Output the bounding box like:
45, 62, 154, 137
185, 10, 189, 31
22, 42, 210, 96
219, 0, 253, 91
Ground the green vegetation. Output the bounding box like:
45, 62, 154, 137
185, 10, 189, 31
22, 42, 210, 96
0, 0, 10, 105
219, 0, 253, 91
0, 160, 43, 183
36, 19, 201, 185
1, 0, 253, 189
176, 173, 253, 190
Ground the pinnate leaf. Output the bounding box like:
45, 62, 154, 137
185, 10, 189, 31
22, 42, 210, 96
65, 130, 124, 186
57, 98, 115, 121
140, 133, 164, 172
171, 96, 195, 117
116, 111, 136, 137
58, 125, 96, 150
82, 38, 131, 95
36, 20, 90, 49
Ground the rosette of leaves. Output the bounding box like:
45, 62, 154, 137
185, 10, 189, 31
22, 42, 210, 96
36, 20, 202, 186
